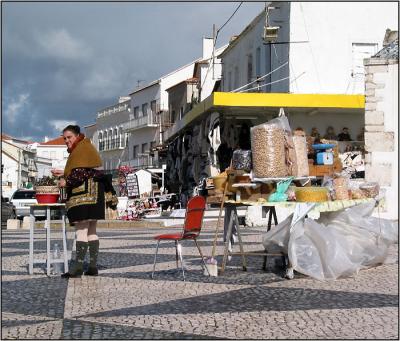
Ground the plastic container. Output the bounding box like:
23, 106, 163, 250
36, 193, 60, 204
295, 187, 328, 202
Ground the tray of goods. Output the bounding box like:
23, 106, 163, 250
294, 187, 329, 202
359, 182, 380, 198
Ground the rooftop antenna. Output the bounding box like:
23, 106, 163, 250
136, 80, 145, 88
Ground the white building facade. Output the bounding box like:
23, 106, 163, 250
220, 2, 398, 95
32, 137, 69, 176
93, 97, 131, 172
364, 36, 398, 220
1, 137, 37, 198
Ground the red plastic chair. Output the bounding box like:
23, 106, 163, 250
151, 196, 210, 281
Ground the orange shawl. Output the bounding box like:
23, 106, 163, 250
64, 138, 102, 177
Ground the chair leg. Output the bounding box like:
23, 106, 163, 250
194, 239, 210, 276
175, 240, 179, 269
151, 240, 160, 279
177, 242, 185, 281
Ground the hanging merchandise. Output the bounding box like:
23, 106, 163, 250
232, 149, 252, 172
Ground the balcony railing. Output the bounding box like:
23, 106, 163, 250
99, 137, 126, 152
97, 102, 130, 118
127, 157, 154, 168
124, 112, 158, 132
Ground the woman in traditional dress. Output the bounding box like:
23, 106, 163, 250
52, 125, 107, 278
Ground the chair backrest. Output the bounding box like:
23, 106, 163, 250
182, 196, 206, 238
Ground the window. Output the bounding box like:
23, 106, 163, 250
234, 66, 239, 90
150, 100, 157, 115
141, 143, 148, 154
118, 127, 123, 147
98, 132, 103, 151
256, 47, 261, 77
108, 129, 112, 149
180, 107, 184, 120
247, 54, 253, 84
142, 103, 148, 117
228, 71, 232, 91
150, 141, 156, 150
134, 106, 139, 119
103, 131, 108, 150
133, 145, 139, 158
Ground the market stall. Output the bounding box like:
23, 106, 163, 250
203, 109, 396, 280
163, 92, 366, 200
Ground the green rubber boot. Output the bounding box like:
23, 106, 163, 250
84, 240, 99, 276
61, 241, 88, 278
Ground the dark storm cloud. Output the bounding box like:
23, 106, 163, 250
2, 2, 263, 141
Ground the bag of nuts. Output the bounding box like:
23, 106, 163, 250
265, 110, 298, 177
251, 122, 286, 178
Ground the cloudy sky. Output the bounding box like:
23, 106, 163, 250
3, 1, 264, 142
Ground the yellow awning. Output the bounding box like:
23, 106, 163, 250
164, 92, 365, 142
212, 92, 365, 109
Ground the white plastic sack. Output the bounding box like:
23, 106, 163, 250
263, 202, 398, 281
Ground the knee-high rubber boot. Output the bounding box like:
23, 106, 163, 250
84, 240, 99, 276
61, 241, 88, 278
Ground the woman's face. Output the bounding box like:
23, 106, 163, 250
63, 130, 79, 149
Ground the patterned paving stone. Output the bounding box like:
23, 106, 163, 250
1, 226, 398, 339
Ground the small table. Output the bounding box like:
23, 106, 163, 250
29, 204, 69, 276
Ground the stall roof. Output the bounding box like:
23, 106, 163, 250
164, 92, 365, 142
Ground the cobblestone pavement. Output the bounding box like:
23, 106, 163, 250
2, 225, 398, 339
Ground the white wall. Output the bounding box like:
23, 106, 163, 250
221, 3, 290, 93
134, 169, 152, 196
160, 63, 195, 110
365, 62, 398, 220
220, 2, 398, 95
36, 145, 68, 170
290, 2, 398, 94
1, 153, 18, 198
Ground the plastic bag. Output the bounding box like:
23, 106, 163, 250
268, 177, 294, 202
232, 149, 252, 172
263, 201, 398, 280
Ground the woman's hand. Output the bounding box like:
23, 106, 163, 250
58, 178, 66, 188
51, 169, 64, 177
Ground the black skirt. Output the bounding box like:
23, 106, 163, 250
66, 178, 105, 223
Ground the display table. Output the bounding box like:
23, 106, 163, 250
220, 198, 375, 278
28, 204, 69, 276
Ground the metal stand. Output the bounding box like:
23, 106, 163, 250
220, 204, 285, 274
28, 204, 69, 276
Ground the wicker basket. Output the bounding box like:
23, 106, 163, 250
35, 185, 59, 194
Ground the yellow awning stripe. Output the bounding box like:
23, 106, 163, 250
212, 92, 365, 109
